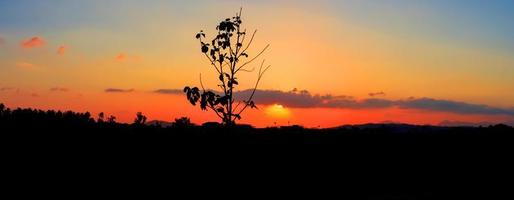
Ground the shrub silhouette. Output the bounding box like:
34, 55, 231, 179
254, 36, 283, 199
133, 112, 147, 125
184, 8, 271, 126
98, 112, 105, 123
107, 115, 117, 124
172, 117, 194, 128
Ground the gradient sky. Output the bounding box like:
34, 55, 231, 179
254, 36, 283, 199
1, 0, 514, 127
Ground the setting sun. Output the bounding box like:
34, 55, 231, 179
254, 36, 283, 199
265, 104, 291, 119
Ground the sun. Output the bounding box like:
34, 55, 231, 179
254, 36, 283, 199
265, 104, 291, 119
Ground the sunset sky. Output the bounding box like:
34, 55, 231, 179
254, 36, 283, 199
1, 0, 514, 127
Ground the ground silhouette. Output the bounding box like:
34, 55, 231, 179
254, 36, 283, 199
2, 103, 513, 199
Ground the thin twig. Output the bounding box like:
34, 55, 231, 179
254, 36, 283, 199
236, 60, 271, 116
236, 44, 270, 73
203, 53, 221, 74
199, 73, 206, 92
240, 30, 257, 56
238, 67, 255, 73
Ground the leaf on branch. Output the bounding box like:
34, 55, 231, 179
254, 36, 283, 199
201, 45, 209, 53
184, 86, 201, 106
200, 93, 208, 110
245, 101, 258, 109
217, 95, 229, 106
196, 31, 205, 39
216, 107, 225, 113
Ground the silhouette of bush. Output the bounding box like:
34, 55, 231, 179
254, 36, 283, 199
172, 117, 194, 129
184, 8, 271, 126
107, 115, 117, 124
98, 112, 105, 123
133, 112, 147, 125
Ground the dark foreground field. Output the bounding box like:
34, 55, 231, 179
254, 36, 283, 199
2, 106, 514, 199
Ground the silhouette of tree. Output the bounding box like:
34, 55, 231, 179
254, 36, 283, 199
0, 103, 4, 117
184, 8, 271, 126
133, 112, 147, 125
172, 117, 194, 129
107, 115, 117, 124
98, 112, 105, 123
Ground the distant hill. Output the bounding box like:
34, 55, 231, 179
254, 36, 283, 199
145, 120, 173, 127
439, 120, 514, 127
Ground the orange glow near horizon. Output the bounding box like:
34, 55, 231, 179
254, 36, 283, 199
1, 90, 512, 128
265, 104, 291, 119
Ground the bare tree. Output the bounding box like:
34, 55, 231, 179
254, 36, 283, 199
184, 8, 270, 126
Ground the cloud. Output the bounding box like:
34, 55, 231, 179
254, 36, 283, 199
369, 91, 386, 97
50, 87, 69, 92
16, 62, 37, 69
21, 37, 45, 48
0, 87, 14, 91
57, 46, 66, 55
115, 53, 142, 62
237, 89, 514, 116
153, 89, 183, 95
396, 98, 514, 116
116, 53, 126, 61
104, 88, 134, 93
153, 88, 514, 116
0, 37, 5, 45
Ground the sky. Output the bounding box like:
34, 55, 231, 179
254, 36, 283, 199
1, 0, 514, 127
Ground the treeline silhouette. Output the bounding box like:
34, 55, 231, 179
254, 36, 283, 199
2, 103, 513, 150
3, 103, 513, 198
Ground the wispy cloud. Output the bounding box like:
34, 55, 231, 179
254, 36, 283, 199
369, 91, 386, 97
0, 87, 14, 91
50, 87, 69, 92
115, 53, 126, 61
105, 88, 134, 93
0, 36, 5, 45
21, 36, 45, 48
115, 53, 141, 62
153, 89, 183, 95
15, 62, 37, 69
396, 98, 514, 116
57, 45, 66, 55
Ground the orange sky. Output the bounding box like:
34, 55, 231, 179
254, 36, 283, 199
1, 1, 514, 127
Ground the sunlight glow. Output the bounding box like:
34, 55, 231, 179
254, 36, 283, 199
265, 104, 291, 119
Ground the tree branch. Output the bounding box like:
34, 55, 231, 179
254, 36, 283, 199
240, 30, 257, 56
236, 60, 271, 116
236, 44, 269, 73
